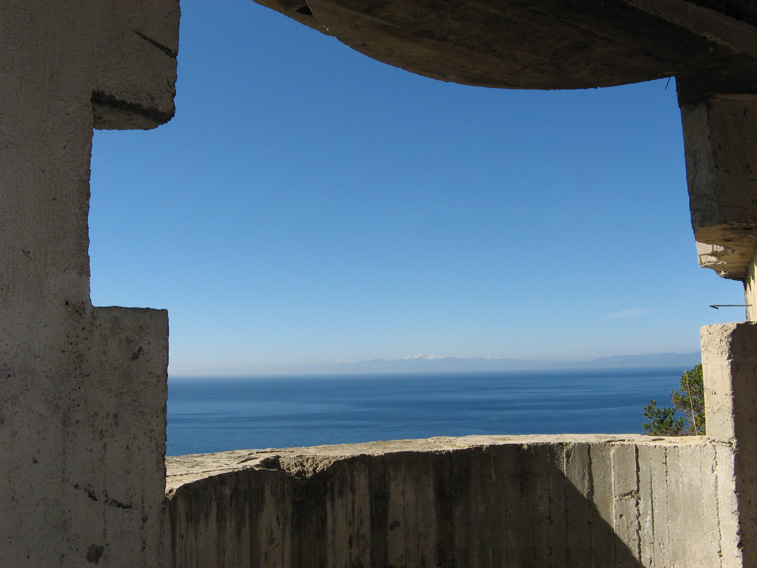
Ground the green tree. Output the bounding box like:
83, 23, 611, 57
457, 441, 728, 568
642, 364, 705, 436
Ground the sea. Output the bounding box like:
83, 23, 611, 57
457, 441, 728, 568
166, 366, 686, 456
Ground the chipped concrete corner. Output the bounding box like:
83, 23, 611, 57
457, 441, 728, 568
4, 0, 757, 566
681, 95, 757, 280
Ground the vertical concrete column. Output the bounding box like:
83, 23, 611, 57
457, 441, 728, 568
680, 94, 757, 281
744, 246, 757, 322
701, 322, 757, 567
0, 1, 178, 566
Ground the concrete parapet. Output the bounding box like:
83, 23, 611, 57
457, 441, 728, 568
165, 435, 733, 568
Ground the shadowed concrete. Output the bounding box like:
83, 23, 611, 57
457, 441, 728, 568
165, 435, 734, 567
253, 0, 757, 101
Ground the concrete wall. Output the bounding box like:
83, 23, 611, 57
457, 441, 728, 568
0, 1, 178, 565
165, 435, 738, 568
702, 322, 757, 568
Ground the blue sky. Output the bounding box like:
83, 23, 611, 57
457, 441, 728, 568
89, 0, 744, 375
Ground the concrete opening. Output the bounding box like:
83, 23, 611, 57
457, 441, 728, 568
4, 1, 757, 566
90, 72, 714, 450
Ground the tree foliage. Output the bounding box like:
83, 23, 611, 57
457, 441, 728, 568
642, 364, 705, 436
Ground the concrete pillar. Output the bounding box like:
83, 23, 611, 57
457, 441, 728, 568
744, 245, 757, 322
0, 2, 178, 565
701, 322, 757, 567
680, 94, 757, 281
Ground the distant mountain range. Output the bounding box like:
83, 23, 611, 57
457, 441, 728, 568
197, 352, 702, 377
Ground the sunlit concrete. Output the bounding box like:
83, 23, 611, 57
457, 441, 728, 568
3, 0, 757, 565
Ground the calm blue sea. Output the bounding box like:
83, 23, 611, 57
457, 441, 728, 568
166, 367, 686, 456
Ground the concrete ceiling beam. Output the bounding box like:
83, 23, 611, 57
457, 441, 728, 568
253, 0, 757, 97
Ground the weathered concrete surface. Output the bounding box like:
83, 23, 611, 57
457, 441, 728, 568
253, 0, 757, 100
681, 95, 757, 279
166, 435, 735, 568
0, 1, 177, 565
745, 246, 757, 320
702, 322, 757, 567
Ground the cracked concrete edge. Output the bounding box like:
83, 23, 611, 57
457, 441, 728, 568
165, 434, 715, 493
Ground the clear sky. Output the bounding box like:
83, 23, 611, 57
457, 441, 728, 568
89, 0, 744, 376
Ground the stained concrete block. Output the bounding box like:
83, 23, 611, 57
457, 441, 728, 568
85, 307, 169, 565
702, 323, 757, 445
681, 95, 757, 279
590, 443, 615, 564
384, 453, 411, 567
667, 446, 688, 566
612, 444, 641, 566
546, 443, 568, 565
714, 441, 742, 566
681, 446, 706, 564
91, 0, 180, 129
649, 444, 672, 567
636, 444, 655, 567
485, 447, 507, 564
702, 322, 757, 567
529, 444, 555, 566
0, 0, 177, 564
564, 442, 593, 567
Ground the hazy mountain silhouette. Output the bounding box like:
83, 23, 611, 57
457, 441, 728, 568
202, 352, 702, 377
